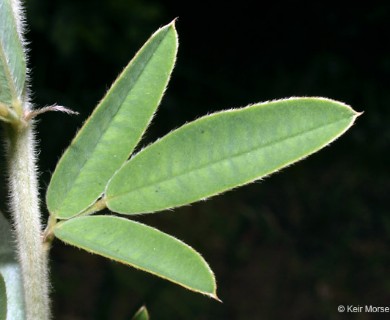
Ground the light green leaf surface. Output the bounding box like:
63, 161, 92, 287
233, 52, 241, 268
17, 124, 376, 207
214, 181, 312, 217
106, 97, 359, 214
54, 215, 217, 298
0, 0, 26, 105
46, 21, 178, 219
0, 274, 6, 320
0, 212, 25, 320
132, 306, 149, 320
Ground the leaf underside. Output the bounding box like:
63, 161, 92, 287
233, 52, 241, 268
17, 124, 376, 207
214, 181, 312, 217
0, 212, 25, 320
53, 215, 218, 299
105, 97, 359, 214
132, 306, 149, 320
46, 20, 360, 303
0, 274, 6, 320
0, 0, 26, 105
46, 21, 178, 219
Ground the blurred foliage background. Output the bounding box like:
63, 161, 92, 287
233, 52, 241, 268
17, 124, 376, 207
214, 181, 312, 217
3, 0, 390, 319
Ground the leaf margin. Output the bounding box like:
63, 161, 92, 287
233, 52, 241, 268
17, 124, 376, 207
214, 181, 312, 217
53, 215, 219, 300
46, 20, 179, 220
104, 96, 361, 215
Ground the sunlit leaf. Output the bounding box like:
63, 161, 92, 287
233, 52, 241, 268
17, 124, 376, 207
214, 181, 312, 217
0, 0, 26, 105
106, 97, 359, 214
132, 306, 149, 320
46, 21, 178, 219
54, 215, 218, 299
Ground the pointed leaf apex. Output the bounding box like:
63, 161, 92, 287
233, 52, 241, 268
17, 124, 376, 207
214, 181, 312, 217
54, 216, 217, 298
106, 97, 359, 215
47, 20, 178, 219
207, 291, 222, 302
132, 305, 149, 320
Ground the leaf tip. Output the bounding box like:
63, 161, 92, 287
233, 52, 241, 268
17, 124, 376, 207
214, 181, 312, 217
167, 18, 179, 45
160, 19, 178, 33
199, 275, 220, 302
353, 109, 364, 118
170, 17, 179, 26
132, 305, 149, 320
208, 292, 222, 303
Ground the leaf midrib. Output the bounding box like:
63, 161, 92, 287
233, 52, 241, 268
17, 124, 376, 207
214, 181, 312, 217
51, 27, 170, 213
107, 116, 351, 201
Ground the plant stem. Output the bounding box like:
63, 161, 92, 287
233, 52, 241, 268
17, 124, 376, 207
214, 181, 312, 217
5, 115, 50, 319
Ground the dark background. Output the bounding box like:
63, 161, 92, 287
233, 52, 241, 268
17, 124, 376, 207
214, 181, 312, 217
8, 0, 390, 319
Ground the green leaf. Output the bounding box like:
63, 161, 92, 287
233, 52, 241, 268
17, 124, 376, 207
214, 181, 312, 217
0, 212, 25, 320
46, 21, 178, 219
0, 274, 6, 320
0, 0, 26, 105
106, 97, 360, 214
53, 215, 218, 299
132, 306, 149, 320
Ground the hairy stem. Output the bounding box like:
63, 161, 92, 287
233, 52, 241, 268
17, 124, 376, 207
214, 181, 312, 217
0, 0, 51, 318
5, 117, 50, 319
